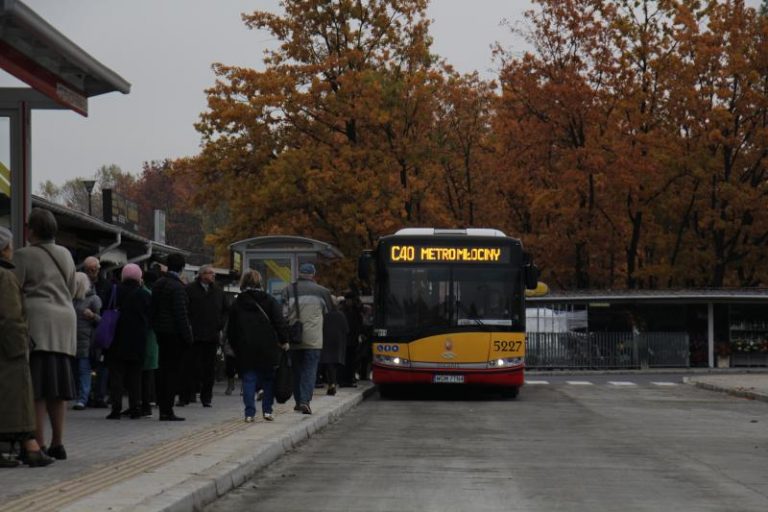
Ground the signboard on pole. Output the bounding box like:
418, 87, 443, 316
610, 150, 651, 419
153, 209, 166, 244
102, 188, 139, 233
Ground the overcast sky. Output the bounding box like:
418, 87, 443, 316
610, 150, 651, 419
0, 0, 530, 190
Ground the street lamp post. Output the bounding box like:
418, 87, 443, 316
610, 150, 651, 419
82, 180, 96, 216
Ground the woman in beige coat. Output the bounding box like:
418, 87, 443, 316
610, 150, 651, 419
0, 226, 54, 467
13, 209, 77, 460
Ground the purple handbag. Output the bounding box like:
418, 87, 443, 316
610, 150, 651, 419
94, 284, 120, 349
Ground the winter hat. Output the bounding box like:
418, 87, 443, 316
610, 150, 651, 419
299, 262, 316, 276
121, 263, 143, 282
0, 226, 11, 252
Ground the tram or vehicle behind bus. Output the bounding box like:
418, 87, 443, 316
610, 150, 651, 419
359, 228, 539, 398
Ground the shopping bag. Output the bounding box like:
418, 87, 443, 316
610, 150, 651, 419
94, 284, 120, 349
288, 321, 303, 345
274, 351, 293, 404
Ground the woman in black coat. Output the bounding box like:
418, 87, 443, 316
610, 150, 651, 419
227, 270, 288, 422
106, 264, 151, 420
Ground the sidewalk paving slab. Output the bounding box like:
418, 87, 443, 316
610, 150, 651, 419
0, 381, 375, 512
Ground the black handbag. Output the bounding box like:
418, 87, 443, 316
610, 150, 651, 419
288, 281, 304, 344
274, 351, 293, 403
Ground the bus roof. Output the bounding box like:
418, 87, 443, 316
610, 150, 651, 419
394, 228, 508, 237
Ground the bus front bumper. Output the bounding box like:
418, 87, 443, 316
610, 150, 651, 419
372, 365, 525, 387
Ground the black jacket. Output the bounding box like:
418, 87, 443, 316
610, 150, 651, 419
227, 289, 288, 371
108, 280, 151, 363
186, 279, 226, 342
150, 273, 193, 343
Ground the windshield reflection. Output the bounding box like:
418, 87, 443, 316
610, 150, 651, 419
381, 265, 521, 335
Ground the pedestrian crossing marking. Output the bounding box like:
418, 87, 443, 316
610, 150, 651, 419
523, 380, 681, 387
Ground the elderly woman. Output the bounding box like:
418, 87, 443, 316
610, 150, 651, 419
0, 226, 54, 467
106, 263, 151, 420
13, 208, 77, 461
72, 271, 101, 411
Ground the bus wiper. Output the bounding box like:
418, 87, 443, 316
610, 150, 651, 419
456, 300, 486, 326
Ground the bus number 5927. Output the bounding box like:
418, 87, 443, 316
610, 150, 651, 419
493, 340, 522, 352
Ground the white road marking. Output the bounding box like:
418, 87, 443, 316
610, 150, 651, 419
566, 381, 594, 386
525, 380, 549, 385
651, 381, 677, 386
608, 381, 637, 386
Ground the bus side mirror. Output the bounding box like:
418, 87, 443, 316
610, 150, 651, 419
523, 252, 539, 290
525, 264, 540, 290
525, 281, 549, 297
358, 251, 372, 282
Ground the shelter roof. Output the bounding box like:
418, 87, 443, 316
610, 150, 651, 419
0, 0, 130, 115
32, 195, 189, 260
527, 288, 768, 305
230, 235, 343, 259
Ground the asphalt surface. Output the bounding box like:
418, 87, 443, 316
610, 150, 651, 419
1, 370, 767, 512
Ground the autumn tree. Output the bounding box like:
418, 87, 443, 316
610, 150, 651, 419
121, 160, 210, 263
670, 0, 768, 286
493, 0, 768, 289
189, 0, 469, 284
36, 164, 135, 219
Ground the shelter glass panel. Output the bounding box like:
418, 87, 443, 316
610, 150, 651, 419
248, 256, 291, 297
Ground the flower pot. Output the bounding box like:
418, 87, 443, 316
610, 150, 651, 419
716, 355, 730, 368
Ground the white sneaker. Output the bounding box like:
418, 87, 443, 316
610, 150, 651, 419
263, 413, 274, 421
244, 416, 254, 423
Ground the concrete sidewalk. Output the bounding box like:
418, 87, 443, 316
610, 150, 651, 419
684, 372, 768, 403
0, 381, 375, 512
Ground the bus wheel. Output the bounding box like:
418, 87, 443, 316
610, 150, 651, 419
500, 386, 519, 399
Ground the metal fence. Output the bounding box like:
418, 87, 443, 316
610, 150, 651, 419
525, 332, 690, 369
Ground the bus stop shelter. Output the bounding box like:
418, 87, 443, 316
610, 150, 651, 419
230, 235, 343, 297
0, 0, 130, 248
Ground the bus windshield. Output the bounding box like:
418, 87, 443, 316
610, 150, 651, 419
381, 265, 522, 335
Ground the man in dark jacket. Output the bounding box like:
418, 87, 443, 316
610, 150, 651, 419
183, 265, 226, 407
150, 253, 193, 421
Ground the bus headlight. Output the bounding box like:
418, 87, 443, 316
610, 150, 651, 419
488, 357, 523, 368
375, 354, 411, 367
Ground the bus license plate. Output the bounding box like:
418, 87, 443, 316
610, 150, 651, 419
433, 375, 464, 384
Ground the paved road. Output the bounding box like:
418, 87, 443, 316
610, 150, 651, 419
206, 378, 768, 512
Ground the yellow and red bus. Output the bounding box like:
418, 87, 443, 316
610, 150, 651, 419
360, 228, 539, 398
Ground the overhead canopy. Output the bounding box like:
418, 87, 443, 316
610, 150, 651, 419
32, 195, 189, 266
527, 288, 768, 305
0, 0, 130, 115
230, 235, 344, 260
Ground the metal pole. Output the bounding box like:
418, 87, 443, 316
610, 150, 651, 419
708, 303, 714, 368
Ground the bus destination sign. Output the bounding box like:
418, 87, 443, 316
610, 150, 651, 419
389, 245, 509, 263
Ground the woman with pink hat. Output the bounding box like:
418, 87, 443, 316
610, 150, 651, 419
104, 264, 151, 420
